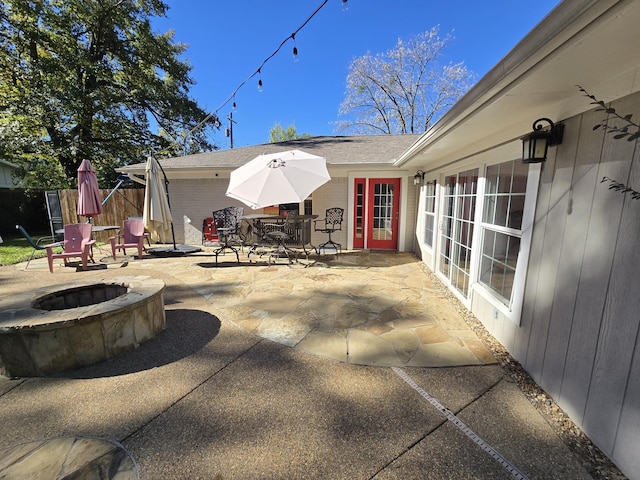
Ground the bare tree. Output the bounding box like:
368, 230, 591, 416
336, 27, 474, 135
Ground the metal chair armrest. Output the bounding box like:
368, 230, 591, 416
36, 235, 56, 246
313, 218, 327, 230
44, 241, 65, 250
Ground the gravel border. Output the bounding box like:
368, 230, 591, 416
422, 266, 628, 480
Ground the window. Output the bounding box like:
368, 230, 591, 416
479, 160, 528, 305
439, 169, 478, 298
423, 180, 436, 247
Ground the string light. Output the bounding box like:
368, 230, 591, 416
342, 0, 348, 11
292, 33, 299, 62
184, 0, 346, 150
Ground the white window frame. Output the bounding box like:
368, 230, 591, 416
422, 179, 437, 248
433, 167, 481, 308
423, 143, 541, 325
473, 161, 540, 325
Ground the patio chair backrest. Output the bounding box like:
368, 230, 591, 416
283, 211, 298, 236
64, 223, 92, 251
324, 207, 343, 231
212, 208, 227, 232
226, 206, 244, 233
212, 206, 244, 237
123, 218, 145, 243
16, 225, 47, 251
45, 190, 64, 241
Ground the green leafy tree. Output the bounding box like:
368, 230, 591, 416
269, 123, 311, 143
0, 0, 218, 190
336, 27, 474, 135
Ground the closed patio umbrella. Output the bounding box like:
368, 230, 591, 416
77, 159, 103, 222
143, 156, 174, 244
143, 156, 201, 256
226, 149, 330, 209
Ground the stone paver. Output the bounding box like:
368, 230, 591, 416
181, 250, 497, 368
0, 437, 137, 479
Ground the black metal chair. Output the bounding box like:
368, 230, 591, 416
262, 212, 300, 264
314, 207, 344, 254
15, 225, 57, 269
212, 207, 244, 264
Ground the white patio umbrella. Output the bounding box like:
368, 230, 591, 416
143, 156, 173, 244
226, 149, 330, 209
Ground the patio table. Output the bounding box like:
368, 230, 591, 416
242, 214, 317, 260
55, 225, 120, 235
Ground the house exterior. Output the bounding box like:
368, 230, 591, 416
396, 1, 640, 478
0, 159, 20, 189
119, 134, 421, 249
118, 0, 640, 477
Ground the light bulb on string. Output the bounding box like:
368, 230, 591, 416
341, 0, 348, 11
292, 34, 299, 62
187, 0, 336, 147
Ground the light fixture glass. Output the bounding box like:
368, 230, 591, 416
413, 170, 425, 185
521, 118, 564, 163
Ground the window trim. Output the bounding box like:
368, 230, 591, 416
418, 151, 541, 326
433, 168, 481, 307
473, 160, 541, 325
423, 179, 437, 248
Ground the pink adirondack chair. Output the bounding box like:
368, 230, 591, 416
109, 218, 149, 260
45, 223, 95, 273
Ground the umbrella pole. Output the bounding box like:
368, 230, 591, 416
101, 174, 131, 206
155, 159, 177, 250
146, 155, 201, 257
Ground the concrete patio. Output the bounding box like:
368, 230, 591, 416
0, 247, 599, 478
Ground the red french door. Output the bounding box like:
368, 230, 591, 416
353, 178, 366, 248
366, 178, 400, 250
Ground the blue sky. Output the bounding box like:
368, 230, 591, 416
153, 0, 560, 150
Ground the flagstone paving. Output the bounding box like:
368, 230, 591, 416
130, 249, 497, 368
1, 248, 496, 372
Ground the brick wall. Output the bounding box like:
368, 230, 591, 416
165, 175, 417, 253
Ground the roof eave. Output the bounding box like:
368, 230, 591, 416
396, 0, 640, 170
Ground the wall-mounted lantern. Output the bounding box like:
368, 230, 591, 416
413, 170, 425, 185
521, 118, 564, 163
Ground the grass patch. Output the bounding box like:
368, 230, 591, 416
0, 231, 58, 266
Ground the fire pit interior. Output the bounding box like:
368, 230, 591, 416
33, 284, 129, 311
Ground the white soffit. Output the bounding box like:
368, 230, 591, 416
397, 0, 640, 170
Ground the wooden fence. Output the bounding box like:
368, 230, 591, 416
58, 188, 145, 243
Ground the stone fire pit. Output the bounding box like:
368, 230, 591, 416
0, 276, 165, 377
